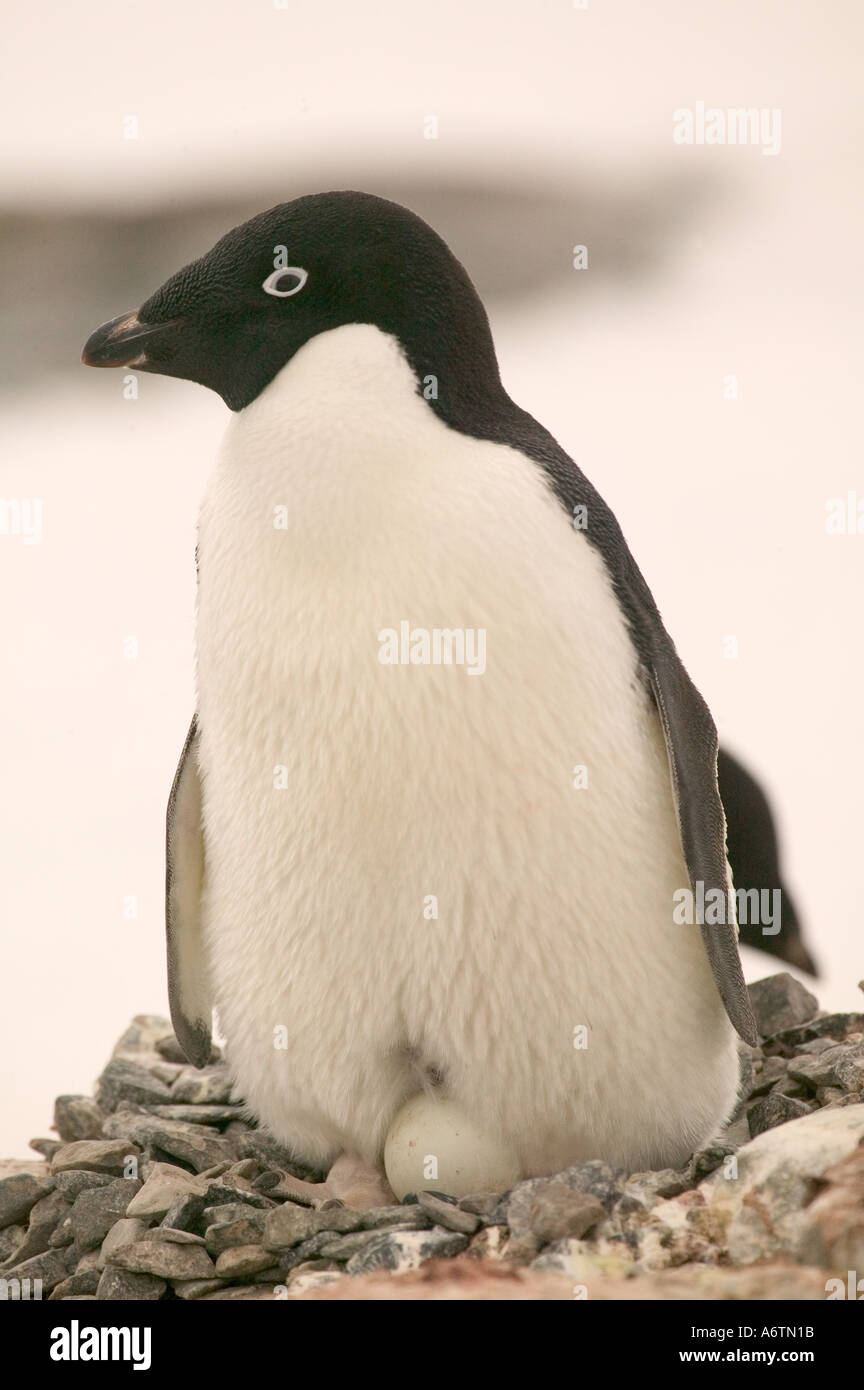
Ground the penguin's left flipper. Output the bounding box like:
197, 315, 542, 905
646, 645, 758, 1045
165, 715, 213, 1067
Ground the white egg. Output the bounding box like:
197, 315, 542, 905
383, 1092, 522, 1200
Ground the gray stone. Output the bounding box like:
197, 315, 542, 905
149, 1105, 244, 1126
771, 1013, 864, 1048
202, 1201, 268, 1228
29, 1138, 62, 1160
263, 1202, 366, 1250
0, 1172, 54, 1228
99, 1218, 150, 1268
556, 1162, 625, 1212
154, 1033, 191, 1064
48, 1217, 74, 1248
687, 1143, 736, 1184
200, 1180, 274, 1210
96, 1060, 174, 1111
126, 1162, 207, 1219
205, 1214, 266, 1254
527, 1182, 606, 1244
214, 1244, 275, 1278
102, 1111, 233, 1172
314, 1229, 395, 1261
416, 1191, 480, 1235
160, 1192, 207, 1232
171, 1066, 236, 1105
747, 1093, 810, 1137
142, 1226, 206, 1246
747, 973, 819, 1037
68, 1178, 142, 1251
52, 1171, 115, 1200
1, 1248, 69, 1293
48, 1269, 101, 1299
96, 1266, 166, 1300
749, 1056, 788, 1096
171, 1278, 225, 1299
73, 1249, 103, 1274
358, 1205, 432, 1232
53, 1096, 106, 1143
0, 1189, 71, 1267
109, 1238, 216, 1280
199, 1283, 280, 1300
702, 1102, 864, 1264
150, 1061, 186, 1086
457, 1193, 501, 1218
788, 1042, 864, 1091
345, 1227, 469, 1275
51, 1140, 140, 1177
111, 1014, 173, 1060
0, 1225, 25, 1263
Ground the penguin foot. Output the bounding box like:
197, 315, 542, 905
275, 1153, 395, 1211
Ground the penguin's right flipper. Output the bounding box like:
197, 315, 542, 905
166, 715, 212, 1067
718, 747, 815, 974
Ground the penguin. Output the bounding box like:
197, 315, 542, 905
717, 748, 815, 975
83, 191, 758, 1203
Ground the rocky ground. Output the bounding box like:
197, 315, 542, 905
2, 972, 863, 1301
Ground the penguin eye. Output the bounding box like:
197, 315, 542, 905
262, 267, 308, 298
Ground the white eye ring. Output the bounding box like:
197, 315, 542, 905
262, 266, 308, 298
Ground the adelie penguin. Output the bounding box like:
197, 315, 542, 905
83, 191, 761, 1204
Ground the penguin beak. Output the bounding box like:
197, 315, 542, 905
81, 311, 180, 368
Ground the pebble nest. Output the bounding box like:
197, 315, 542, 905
2, 971, 863, 1301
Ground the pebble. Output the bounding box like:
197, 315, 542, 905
205, 1214, 266, 1254
52, 1171, 115, 1200
108, 1238, 216, 1280
48, 1270, 101, 1300
102, 1112, 234, 1173
99, 1218, 150, 1268
0, 1172, 54, 1228
2, 1188, 71, 1266
154, 1033, 193, 1064
97, 1266, 166, 1300
747, 1093, 811, 1137
214, 1244, 275, 1277
171, 1066, 236, 1105
416, 1191, 480, 1235
149, 1104, 244, 1126
263, 1202, 365, 1250
747, 973, 819, 1036
172, 1278, 225, 1299
0, 1224, 25, 1262
96, 1060, 174, 1112
142, 1226, 207, 1246
53, 1096, 106, 1143
527, 1183, 606, 1244
69, 1178, 142, 1250
125, 1162, 207, 1218
345, 1227, 469, 1275
1, 1248, 70, 1294
51, 1140, 141, 1177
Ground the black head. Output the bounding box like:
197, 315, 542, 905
82, 191, 504, 413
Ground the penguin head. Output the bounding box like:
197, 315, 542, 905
82, 191, 500, 412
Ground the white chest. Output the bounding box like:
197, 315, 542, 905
193, 323, 737, 1175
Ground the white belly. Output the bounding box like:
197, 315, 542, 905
196, 324, 738, 1175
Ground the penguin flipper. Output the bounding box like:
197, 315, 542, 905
718, 747, 814, 974
166, 715, 212, 1067
646, 648, 759, 1045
